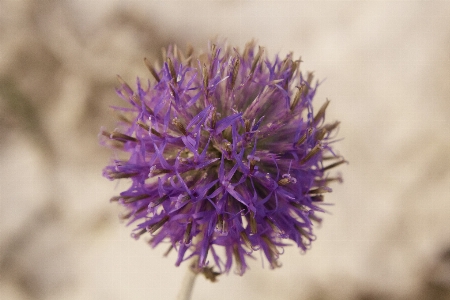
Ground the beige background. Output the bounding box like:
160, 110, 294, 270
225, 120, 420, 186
1, 0, 449, 299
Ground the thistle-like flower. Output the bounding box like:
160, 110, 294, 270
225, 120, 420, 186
101, 41, 345, 276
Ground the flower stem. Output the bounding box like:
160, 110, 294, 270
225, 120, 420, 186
177, 260, 199, 300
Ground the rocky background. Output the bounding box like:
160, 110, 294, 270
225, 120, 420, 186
1, 1, 449, 299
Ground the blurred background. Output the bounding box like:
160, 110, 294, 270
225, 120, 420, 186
1, 0, 449, 299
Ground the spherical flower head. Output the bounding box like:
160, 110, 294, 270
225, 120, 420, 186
101, 41, 345, 277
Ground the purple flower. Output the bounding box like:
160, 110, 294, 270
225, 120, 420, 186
101, 41, 345, 277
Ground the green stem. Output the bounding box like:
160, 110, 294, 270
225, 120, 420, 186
177, 260, 199, 300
